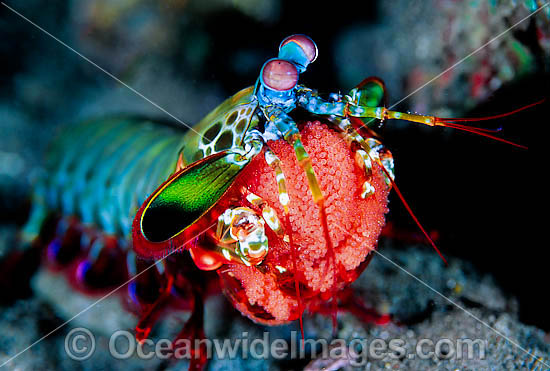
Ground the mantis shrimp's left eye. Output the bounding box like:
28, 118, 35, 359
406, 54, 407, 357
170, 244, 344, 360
260, 58, 298, 91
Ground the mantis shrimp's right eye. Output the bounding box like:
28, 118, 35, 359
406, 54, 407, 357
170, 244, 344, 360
260, 59, 298, 91
279, 34, 318, 64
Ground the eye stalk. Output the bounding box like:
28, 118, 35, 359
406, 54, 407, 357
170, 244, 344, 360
260, 58, 299, 92
278, 34, 318, 73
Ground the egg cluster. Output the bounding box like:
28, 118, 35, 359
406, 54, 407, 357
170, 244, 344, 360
221, 120, 390, 323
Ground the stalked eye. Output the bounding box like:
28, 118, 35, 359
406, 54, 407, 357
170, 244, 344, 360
278, 34, 318, 72
260, 59, 298, 91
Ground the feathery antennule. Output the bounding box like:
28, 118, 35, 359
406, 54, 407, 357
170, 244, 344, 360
375, 98, 543, 149
435, 121, 527, 149
429, 98, 544, 149
435, 98, 545, 123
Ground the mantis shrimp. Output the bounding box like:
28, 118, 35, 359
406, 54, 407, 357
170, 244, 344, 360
4, 34, 535, 370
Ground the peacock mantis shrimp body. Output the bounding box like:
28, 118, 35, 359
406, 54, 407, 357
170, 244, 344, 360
7, 34, 534, 370
131, 35, 402, 329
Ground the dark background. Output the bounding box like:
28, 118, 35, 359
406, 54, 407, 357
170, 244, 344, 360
0, 0, 545, 331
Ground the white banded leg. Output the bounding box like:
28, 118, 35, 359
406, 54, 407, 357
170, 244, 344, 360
364, 137, 395, 188
240, 147, 291, 242
355, 149, 375, 198
261, 147, 305, 323
263, 147, 290, 214
242, 187, 286, 240
336, 118, 395, 198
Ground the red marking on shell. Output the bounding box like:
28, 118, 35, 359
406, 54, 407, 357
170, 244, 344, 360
189, 244, 224, 271
219, 120, 390, 324
262, 59, 298, 91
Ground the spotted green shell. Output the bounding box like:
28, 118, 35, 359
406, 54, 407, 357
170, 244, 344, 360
181, 86, 260, 165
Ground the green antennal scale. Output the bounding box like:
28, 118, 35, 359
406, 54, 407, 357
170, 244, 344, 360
140, 152, 248, 242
